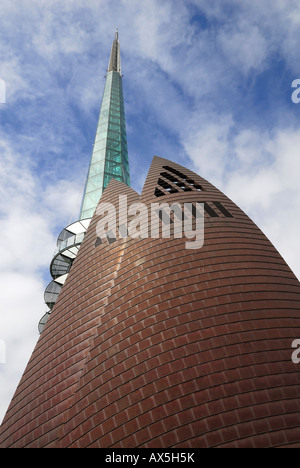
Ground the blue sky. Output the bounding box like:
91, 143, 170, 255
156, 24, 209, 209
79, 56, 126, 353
0, 0, 300, 422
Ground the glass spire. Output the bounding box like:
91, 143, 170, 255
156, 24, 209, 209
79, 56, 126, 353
38, 30, 131, 333
80, 30, 131, 220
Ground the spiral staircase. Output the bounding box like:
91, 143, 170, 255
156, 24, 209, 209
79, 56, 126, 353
38, 218, 91, 333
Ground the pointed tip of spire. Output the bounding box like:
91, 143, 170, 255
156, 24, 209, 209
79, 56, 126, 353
108, 28, 121, 74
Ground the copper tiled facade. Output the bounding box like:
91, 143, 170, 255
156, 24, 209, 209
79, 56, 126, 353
1, 157, 300, 448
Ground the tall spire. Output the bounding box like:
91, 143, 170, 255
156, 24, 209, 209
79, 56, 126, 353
79, 30, 130, 220
108, 28, 121, 74
38, 30, 131, 333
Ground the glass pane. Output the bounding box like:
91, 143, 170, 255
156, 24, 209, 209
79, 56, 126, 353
81, 207, 95, 219
109, 109, 120, 118
105, 161, 123, 176
97, 122, 108, 132
110, 103, 121, 111
106, 149, 121, 162
109, 115, 120, 124
107, 139, 121, 151
91, 149, 106, 163
82, 189, 102, 209
95, 130, 107, 140
89, 161, 105, 177
93, 139, 106, 152
99, 109, 109, 119
86, 174, 104, 192
108, 122, 120, 131
108, 130, 121, 141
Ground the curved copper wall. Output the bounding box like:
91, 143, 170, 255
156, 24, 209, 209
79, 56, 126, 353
1, 157, 300, 448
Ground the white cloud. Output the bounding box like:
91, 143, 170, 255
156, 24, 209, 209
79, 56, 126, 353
183, 114, 234, 187
0, 272, 45, 423
0, 135, 85, 423
0, 56, 28, 102
217, 23, 268, 75
185, 122, 300, 280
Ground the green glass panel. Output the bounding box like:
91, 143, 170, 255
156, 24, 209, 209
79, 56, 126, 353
108, 123, 121, 132
109, 116, 120, 124
108, 130, 121, 142
105, 161, 122, 176
106, 150, 122, 162
107, 139, 121, 151
79, 70, 130, 220
109, 113, 120, 121
110, 103, 120, 111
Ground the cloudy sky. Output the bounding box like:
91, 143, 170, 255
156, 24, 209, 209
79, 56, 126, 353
0, 0, 300, 423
